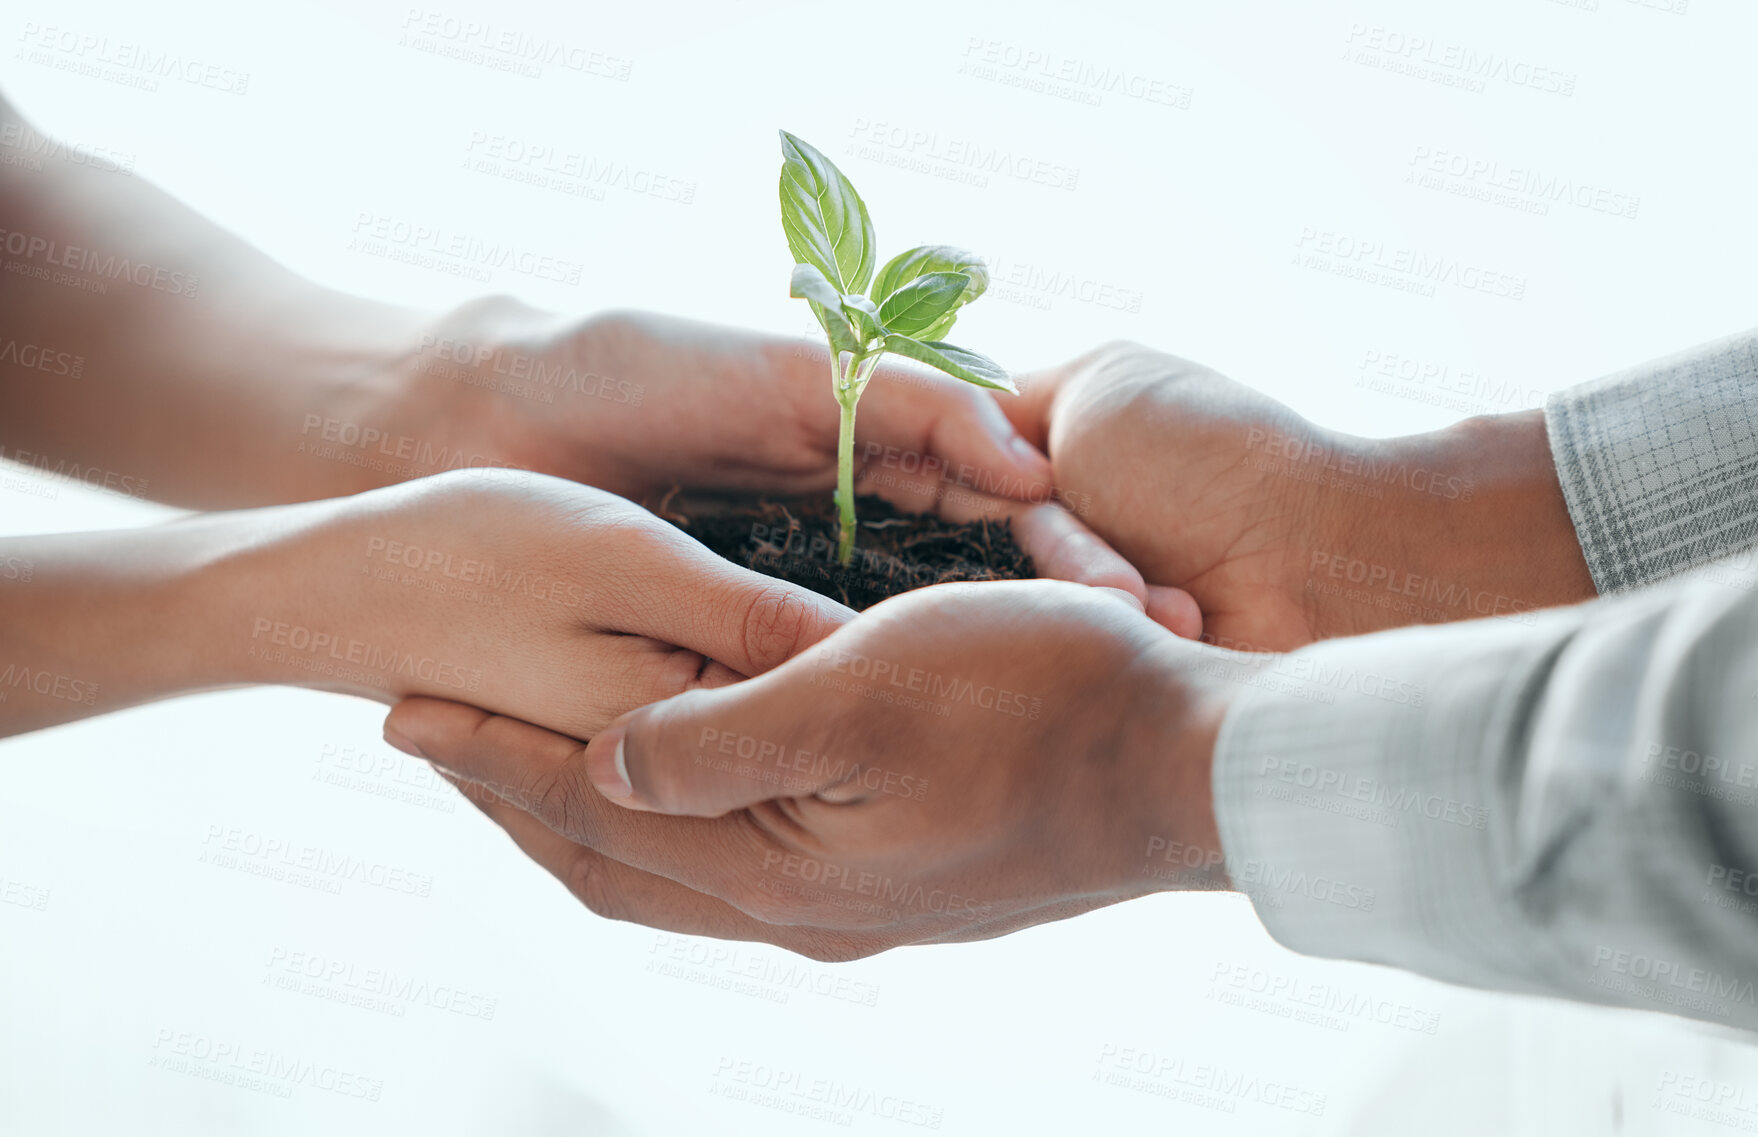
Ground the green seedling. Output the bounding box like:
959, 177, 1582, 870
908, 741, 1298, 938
778, 130, 1014, 564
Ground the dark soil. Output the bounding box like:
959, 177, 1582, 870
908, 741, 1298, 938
655, 490, 1036, 610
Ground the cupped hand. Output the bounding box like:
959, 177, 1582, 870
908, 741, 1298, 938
1003, 343, 1591, 651
216, 468, 852, 739
380, 304, 1192, 627
380, 581, 1231, 960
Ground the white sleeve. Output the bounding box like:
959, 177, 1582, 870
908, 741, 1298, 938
1211, 573, 1758, 1028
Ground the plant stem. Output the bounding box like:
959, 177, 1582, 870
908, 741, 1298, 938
835, 363, 860, 565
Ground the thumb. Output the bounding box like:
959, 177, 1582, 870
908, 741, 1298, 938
995, 358, 1071, 452
583, 659, 842, 817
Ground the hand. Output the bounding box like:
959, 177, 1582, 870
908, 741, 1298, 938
1004, 343, 1596, 650
380, 582, 1231, 959
405, 303, 1044, 501
211, 468, 856, 738
369, 304, 1187, 623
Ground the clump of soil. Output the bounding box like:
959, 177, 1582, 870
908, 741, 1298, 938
655, 490, 1036, 610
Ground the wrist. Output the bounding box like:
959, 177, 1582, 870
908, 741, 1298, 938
227, 290, 442, 503
1302, 410, 1594, 639
189, 476, 519, 706
170, 499, 365, 693
1119, 638, 1237, 895
0, 511, 321, 735
369, 296, 613, 489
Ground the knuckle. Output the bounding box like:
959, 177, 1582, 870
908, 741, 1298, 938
563, 856, 627, 922
732, 883, 795, 926
739, 582, 818, 669
525, 755, 595, 840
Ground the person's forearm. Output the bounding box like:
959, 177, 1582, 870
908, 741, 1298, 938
0, 515, 263, 734
0, 492, 458, 737
0, 92, 457, 507
1313, 327, 1758, 636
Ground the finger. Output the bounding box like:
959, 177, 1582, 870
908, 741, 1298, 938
388, 698, 905, 937
443, 771, 796, 942
855, 356, 1053, 496
1004, 502, 1148, 608
604, 512, 855, 676
388, 698, 787, 895
847, 462, 1149, 608
575, 642, 864, 817
1146, 585, 1203, 640
454, 746, 1070, 955
993, 359, 1072, 451
919, 895, 1117, 946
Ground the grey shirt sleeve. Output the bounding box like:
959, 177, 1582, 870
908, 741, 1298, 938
1547, 328, 1758, 593
1212, 574, 1758, 1028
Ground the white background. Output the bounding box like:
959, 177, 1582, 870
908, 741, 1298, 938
3, 0, 1756, 1132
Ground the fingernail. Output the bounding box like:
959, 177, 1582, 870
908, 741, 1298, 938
597, 734, 634, 799
383, 725, 426, 760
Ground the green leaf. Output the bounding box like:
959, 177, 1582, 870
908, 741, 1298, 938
779, 131, 876, 295
789, 263, 842, 308
882, 334, 1016, 394
877, 271, 969, 338
791, 265, 860, 354
840, 294, 886, 346
871, 245, 989, 308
